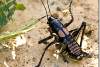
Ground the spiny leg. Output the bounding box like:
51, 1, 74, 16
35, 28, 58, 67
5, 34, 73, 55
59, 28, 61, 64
38, 35, 53, 44
79, 22, 92, 58
69, 28, 80, 40
79, 22, 86, 47
64, 0, 74, 28
38, 27, 53, 44
35, 41, 56, 67
69, 28, 78, 33
70, 22, 86, 48
70, 22, 92, 58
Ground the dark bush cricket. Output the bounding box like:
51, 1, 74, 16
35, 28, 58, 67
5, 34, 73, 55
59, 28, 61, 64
35, 0, 92, 67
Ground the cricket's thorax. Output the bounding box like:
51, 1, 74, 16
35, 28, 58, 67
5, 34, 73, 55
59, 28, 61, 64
50, 19, 69, 35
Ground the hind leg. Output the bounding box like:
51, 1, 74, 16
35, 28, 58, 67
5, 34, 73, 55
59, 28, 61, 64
70, 22, 92, 58
69, 22, 86, 48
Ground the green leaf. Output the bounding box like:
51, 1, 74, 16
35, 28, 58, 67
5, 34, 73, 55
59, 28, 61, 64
0, 0, 16, 28
15, 3, 26, 10
0, 18, 38, 41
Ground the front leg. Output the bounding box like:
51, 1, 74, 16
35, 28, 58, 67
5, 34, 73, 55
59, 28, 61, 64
38, 35, 53, 44
38, 27, 54, 44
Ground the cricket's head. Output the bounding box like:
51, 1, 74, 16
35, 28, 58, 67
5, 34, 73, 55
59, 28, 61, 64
47, 16, 55, 24
47, 16, 57, 28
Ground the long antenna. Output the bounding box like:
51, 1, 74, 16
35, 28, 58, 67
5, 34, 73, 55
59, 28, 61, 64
69, 0, 73, 19
47, 0, 52, 16
40, 0, 49, 20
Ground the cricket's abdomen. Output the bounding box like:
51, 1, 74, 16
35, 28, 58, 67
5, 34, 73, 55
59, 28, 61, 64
65, 35, 83, 60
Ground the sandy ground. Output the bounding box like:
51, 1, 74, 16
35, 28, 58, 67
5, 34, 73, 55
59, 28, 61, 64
0, 0, 98, 67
